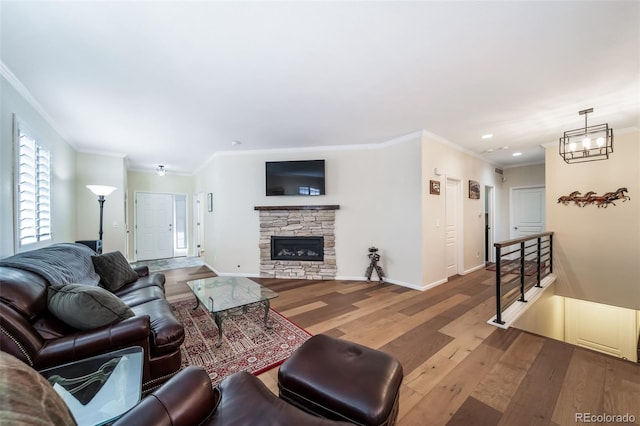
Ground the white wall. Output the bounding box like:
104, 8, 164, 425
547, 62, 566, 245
76, 153, 127, 254
1, 74, 77, 257
378, 137, 423, 286
194, 135, 424, 286
421, 132, 504, 288
513, 282, 565, 341
546, 130, 640, 310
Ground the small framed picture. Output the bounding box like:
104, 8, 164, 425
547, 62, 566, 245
469, 180, 480, 199
430, 180, 440, 195
207, 193, 213, 212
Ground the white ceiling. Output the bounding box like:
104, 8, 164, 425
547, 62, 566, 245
1, 1, 638, 174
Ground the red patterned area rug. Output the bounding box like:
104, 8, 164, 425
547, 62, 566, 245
171, 299, 311, 386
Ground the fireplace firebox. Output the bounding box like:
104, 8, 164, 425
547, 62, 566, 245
271, 236, 324, 261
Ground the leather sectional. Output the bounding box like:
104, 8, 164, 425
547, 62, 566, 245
0, 243, 184, 392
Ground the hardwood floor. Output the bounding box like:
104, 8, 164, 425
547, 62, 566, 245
162, 266, 640, 426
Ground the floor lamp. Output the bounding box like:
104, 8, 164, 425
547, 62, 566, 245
86, 185, 116, 241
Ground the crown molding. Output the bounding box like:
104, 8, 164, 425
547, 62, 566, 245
193, 130, 426, 175
127, 167, 192, 177
0, 61, 74, 148
421, 129, 502, 168
75, 147, 127, 158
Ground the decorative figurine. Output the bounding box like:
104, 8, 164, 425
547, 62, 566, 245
365, 246, 385, 283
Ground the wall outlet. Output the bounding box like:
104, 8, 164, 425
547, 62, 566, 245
476, 250, 480, 258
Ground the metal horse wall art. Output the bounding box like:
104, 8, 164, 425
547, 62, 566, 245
557, 187, 630, 208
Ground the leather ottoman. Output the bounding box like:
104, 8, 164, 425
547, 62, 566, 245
278, 334, 403, 426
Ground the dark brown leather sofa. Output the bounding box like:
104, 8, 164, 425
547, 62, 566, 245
114, 366, 352, 426
0, 243, 184, 392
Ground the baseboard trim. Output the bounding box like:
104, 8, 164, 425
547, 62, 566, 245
423, 278, 449, 291
209, 269, 424, 291
206, 264, 260, 278
463, 263, 486, 275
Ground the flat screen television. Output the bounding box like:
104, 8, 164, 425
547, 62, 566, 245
266, 160, 325, 196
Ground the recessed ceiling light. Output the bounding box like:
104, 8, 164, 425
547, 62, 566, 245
481, 134, 493, 139
231, 140, 242, 146
512, 152, 522, 157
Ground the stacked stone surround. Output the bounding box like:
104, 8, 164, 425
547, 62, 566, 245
256, 205, 338, 280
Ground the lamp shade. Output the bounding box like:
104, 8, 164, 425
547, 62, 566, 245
86, 185, 117, 196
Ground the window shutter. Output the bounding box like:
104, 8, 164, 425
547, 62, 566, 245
17, 128, 51, 247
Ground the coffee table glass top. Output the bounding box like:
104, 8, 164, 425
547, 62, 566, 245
38, 346, 143, 426
186, 276, 278, 313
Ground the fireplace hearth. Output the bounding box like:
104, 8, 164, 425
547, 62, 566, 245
271, 236, 324, 261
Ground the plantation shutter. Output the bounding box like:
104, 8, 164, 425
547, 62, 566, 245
17, 128, 51, 247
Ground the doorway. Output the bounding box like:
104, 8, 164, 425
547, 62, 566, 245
511, 186, 546, 239
193, 192, 205, 257
135, 192, 188, 261
484, 185, 495, 264
446, 178, 462, 277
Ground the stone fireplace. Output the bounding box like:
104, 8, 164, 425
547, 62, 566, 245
255, 205, 339, 280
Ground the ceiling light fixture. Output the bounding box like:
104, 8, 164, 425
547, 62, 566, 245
559, 108, 613, 164
512, 152, 522, 157
156, 165, 167, 176
481, 134, 493, 139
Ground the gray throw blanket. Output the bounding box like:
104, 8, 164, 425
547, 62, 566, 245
0, 243, 100, 286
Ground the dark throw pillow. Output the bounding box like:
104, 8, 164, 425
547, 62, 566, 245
91, 251, 139, 292
48, 284, 135, 330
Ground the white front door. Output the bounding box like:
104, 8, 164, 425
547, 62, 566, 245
446, 179, 461, 277
136, 193, 174, 261
511, 186, 546, 239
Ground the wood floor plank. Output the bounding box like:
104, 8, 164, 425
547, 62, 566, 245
483, 327, 522, 352
403, 351, 459, 396
381, 326, 454, 374
498, 338, 574, 426
400, 343, 504, 426
446, 396, 503, 426
396, 383, 427, 424
603, 355, 640, 422
333, 309, 409, 342
438, 296, 495, 339
472, 332, 546, 412
551, 348, 607, 425
277, 301, 327, 318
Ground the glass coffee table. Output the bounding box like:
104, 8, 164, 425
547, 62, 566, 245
39, 346, 143, 426
186, 276, 279, 347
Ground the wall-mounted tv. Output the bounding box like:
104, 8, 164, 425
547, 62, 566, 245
266, 160, 325, 196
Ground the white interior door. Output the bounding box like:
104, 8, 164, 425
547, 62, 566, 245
511, 186, 546, 239
446, 179, 461, 277
565, 298, 638, 361
136, 193, 174, 261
